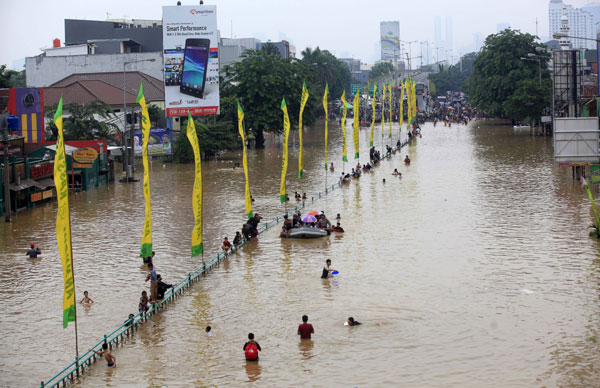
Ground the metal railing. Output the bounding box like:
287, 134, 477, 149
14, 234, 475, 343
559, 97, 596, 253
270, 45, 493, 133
40, 138, 414, 387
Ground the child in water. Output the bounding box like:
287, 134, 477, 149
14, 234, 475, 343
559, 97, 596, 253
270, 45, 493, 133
90, 343, 116, 367
80, 291, 94, 304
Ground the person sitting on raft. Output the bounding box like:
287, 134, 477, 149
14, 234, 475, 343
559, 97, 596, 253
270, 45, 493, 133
280, 214, 293, 237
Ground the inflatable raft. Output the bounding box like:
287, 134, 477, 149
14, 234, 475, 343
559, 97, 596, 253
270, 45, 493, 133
281, 226, 328, 239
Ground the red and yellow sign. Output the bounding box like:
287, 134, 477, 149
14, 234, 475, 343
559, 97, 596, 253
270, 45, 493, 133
73, 148, 98, 164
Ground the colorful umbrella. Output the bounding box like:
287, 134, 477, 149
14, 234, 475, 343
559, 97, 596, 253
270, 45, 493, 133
302, 215, 317, 223
308, 210, 319, 216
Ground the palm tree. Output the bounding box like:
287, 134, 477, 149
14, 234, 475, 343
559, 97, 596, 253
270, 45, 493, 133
261, 42, 281, 56
45, 100, 118, 141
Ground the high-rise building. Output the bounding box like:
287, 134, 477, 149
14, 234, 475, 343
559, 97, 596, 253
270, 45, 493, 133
445, 16, 453, 61
433, 16, 454, 63
549, 0, 595, 49
582, 2, 600, 27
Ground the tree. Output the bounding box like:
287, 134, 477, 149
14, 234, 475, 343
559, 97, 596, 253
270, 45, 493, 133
300, 47, 351, 98
228, 50, 317, 147
261, 42, 281, 56
369, 62, 394, 81
147, 104, 161, 128
428, 52, 478, 95
468, 29, 550, 118
503, 78, 551, 123
174, 118, 241, 162
0, 65, 25, 88
45, 100, 118, 141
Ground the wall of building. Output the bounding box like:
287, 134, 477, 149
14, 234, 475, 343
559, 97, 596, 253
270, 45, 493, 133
26, 52, 163, 87
65, 19, 163, 52
549, 1, 595, 49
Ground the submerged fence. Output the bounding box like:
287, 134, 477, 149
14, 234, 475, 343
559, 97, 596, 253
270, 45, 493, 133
40, 138, 411, 388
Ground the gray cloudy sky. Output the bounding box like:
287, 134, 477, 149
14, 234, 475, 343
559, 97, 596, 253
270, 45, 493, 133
1, 0, 592, 69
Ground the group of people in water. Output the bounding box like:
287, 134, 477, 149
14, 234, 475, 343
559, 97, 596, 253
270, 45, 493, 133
280, 211, 343, 237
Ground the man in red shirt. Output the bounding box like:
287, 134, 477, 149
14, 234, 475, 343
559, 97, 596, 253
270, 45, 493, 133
297, 315, 314, 339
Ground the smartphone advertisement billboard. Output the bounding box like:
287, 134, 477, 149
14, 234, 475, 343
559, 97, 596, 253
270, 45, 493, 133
162, 5, 219, 117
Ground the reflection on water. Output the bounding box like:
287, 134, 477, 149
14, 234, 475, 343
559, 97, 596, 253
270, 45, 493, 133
1, 120, 599, 387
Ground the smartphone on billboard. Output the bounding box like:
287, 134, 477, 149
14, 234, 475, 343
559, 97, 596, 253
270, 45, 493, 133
180, 39, 210, 98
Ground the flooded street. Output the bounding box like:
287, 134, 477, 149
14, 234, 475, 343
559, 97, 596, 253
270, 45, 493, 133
1, 120, 599, 387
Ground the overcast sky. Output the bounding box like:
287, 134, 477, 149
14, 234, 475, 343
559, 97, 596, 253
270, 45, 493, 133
1, 0, 594, 69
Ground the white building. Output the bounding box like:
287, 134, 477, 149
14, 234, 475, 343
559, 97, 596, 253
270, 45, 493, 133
549, 0, 595, 49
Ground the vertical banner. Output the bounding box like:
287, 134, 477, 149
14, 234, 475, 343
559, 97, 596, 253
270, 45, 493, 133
53, 97, 76, 328
399, 82, 405, 135
340, 91, 348, 162
353, 91, 360, 159
137, 83, 153, 258
381, 85, 386, 137
298, 81, 309, 179
162, 5, 219, 116
280, 98, 290, 203
405, 81, 412, 129
370, 84, 377, 146
583, 177, 600, 227
237, 102, 252, 219
388, 83, 392, 138
412, 80, 417, 123
323, 83, 329, 171
186, 111, 203, 256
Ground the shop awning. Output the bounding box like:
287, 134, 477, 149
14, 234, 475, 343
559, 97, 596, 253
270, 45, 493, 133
35, 178, 55, 188
9, 179, 44, 191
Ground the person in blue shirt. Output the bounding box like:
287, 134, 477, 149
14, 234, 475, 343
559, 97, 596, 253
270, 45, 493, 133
26, 244, 41, 258
145, 263, 158, 302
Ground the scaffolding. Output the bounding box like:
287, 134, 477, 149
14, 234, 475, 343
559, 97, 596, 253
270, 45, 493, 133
553, 49, 584, 118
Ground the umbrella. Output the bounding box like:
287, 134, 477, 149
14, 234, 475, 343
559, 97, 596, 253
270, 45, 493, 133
308, 210, 319, 216
302, 215, 317, 223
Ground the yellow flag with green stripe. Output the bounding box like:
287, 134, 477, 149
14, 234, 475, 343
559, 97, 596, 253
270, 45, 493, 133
388, 83, 392, 138
340, 91, 348, 162
381, 85, 386, 137
369, 84, 377, 146
186, 111, 203, 256
137, 83, 153, 258
53, 97, 76, 328
280, 98, 290, 203
323, 83, 329, 171
238, 102, 252, 219
298, 81, 309, 179
353, 90, 360, 159
398, 82, 405, 133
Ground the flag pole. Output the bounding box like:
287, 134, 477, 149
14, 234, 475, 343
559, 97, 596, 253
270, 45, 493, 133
69, 227, 80, 372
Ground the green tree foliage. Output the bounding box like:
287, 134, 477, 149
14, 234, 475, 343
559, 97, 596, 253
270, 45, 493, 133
369, 62, 394, 81
469, 29, 550, 119
428, 80, 437, 97
300, 47, 351, 99
44, 100, 118, 141
173, 118, 240, 162
0, 65, 25, 88
147, 104, 161, 127
226, 50, 317, 147
428, 52, 477, 95
261, 42, 281, 56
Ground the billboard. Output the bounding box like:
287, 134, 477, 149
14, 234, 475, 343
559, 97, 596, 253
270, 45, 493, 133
162, 5, 219, 117
134, 128, 173, 156
380, 21, 400, 61
554, 117, 600, 164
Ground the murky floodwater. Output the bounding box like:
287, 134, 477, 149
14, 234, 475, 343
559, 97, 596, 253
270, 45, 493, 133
1, 120, 599, 387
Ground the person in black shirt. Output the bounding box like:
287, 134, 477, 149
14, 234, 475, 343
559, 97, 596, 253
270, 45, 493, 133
347, 317, 361, 326
243, 333, 262, 361
26, 244, 41, 258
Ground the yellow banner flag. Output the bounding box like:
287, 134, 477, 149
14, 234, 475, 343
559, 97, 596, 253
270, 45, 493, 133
340, 91, 348, 162
398, 82, 405, 133
137, 83, 153, 258
353, 90, 360, 159
370, 84, 377, 146
186, 111, 203, 256
381, 85, 386, 137
411, 80, 417, 123
388, 83, 392, 139
298, 81, 309, 179
238, 102, 252, 219
405, 81, 412, 130
53, 97, 76, 328
280, 98, 290, 203
323, 83, 329, 171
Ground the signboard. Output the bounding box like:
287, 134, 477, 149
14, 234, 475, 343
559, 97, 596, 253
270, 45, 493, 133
31, 192, 42, 202
73, 163, 92, 169
554, 117, 600, 164
351, 84, 362, 95
42, 189, 53, 199
73, 148, 98, 164
162, 5, 219, 117
30, 161, 53, 179
134, 128, 173, 155
380, 21, 400, 61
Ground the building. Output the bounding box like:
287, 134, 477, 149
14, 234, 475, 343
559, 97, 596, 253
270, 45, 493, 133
549, 0, 595, 49
582, 2, 600, 26
434, 16, 453, 63
220, 38, 261, 67
263, 40, 295, 58
26, 18, 164, 87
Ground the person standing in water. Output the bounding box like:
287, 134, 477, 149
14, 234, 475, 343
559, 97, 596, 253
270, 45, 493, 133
297, 315, 315, 339
26, 244, 41, 258
321, 259, 336, 279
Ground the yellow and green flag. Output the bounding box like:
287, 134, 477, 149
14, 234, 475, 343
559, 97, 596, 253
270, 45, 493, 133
280, 98, 290, 203
398, 82, 405, 133
370, 84, 377, 146
298, 81, 309, 179
238, 102, 252, 219
381, 84, 386, 137
53, 97, 76, 328
353, 90, 360, 159
186, 111, 203, 256
137, 83, 153, 258
323, 83, 329, 171
583, 177, 600, 228
388, 83, 392, 139
340, 90, 348, 162
412, 80, 417, 123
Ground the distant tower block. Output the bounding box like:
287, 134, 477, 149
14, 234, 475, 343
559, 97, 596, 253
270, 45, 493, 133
560, 7, 571, 50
